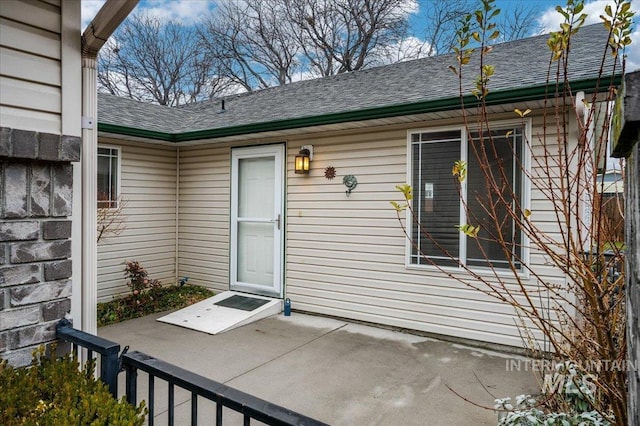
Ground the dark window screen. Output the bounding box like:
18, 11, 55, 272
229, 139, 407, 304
411, 131, 461, 266
410, 126, 523, 269
466, 128, 522, 268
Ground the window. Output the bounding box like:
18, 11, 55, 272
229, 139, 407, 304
409, 124, 526, 269
97, 146, 120, 208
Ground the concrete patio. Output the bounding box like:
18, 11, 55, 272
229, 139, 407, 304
98, 311, 539, 425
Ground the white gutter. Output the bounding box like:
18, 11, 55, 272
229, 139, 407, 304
79, 0, 138, 335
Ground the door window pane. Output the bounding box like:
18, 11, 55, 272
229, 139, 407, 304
237, 222, 274, 285
238, 157, 275, 218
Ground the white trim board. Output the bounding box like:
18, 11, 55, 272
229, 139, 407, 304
157, 291, 281, 335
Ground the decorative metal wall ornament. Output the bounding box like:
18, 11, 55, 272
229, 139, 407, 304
343, 174, 358, 196
324, 166, 336, 180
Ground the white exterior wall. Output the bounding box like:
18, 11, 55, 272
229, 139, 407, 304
0, 0, 78, 135
97, 139, 177, 301
176, 112, 567, 348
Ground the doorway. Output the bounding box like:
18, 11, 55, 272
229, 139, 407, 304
230, 145, 285, 297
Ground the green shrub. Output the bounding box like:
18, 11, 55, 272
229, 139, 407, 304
97, 284, 215, 326
0, 346, 146, 425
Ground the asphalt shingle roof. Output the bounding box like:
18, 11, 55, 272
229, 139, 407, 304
98, 24, 616, 137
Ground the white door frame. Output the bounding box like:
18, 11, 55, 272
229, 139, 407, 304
230, 144, 285, 297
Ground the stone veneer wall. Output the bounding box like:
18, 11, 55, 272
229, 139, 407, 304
0, 127, 80, 367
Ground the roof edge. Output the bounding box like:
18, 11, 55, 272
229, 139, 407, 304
97, 123, 176, 141
99, 76, 622, 143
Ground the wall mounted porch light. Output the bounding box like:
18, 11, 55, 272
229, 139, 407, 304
294, 145, 313, 174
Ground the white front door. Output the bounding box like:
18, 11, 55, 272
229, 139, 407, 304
230, 145, 284, 297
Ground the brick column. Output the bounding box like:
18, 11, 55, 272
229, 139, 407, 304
0, 127, 80, 367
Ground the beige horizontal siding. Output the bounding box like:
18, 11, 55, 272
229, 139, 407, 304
167, 112, 566, 348
283, 117, 563, 348
0, 47, 60, 85
0, 105, 60, 134
0, 0, 62, 133
0, 76, 61, 112
0, 0, 61, 33
173, 119, 559, 347
97, 140, 177, 301
0, 17, 60, 59
177, 145, 231, 293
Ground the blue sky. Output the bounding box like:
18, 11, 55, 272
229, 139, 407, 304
81, 0, 639, 71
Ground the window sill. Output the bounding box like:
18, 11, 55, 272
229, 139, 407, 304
405, 262, 530, 280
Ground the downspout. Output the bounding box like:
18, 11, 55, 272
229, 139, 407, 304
80, 0, 138, 335
175, 147, 180, 284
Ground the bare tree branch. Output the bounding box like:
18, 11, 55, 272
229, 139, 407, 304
99, 1, 546, 98
97, 196, 127, 244
393, 0, 633, 421
199, 0, 300, 91
98, 14, 223, 105
286, 0, 411, 76
419, 0, 542, 55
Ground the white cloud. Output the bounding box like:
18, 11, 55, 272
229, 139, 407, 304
625, 27, 640, 72
81, 0, 107, 31
399, 0, 420, 18
374, 36, 432, 65
290, 70, 321, 83
134, 0, 214, 23
83, 0, 215, 29
214, 79, 248, 97
537, 0, 639, 72
537, 0, 616, 32
289, 35, 432, 82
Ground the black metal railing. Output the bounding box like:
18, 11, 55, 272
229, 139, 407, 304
56, 321, 327, 426
123, 350, 326, 426
56, 319, 120, 396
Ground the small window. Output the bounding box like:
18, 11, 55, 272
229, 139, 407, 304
409, 124, 526, 269
97, 146, 120, 208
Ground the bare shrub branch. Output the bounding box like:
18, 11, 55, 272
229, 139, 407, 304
97, 196, 127, 244
393, 0, 633, 422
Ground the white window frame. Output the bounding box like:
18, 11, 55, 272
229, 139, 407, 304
97, 145, 121, 209
405, 119, 531, 275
